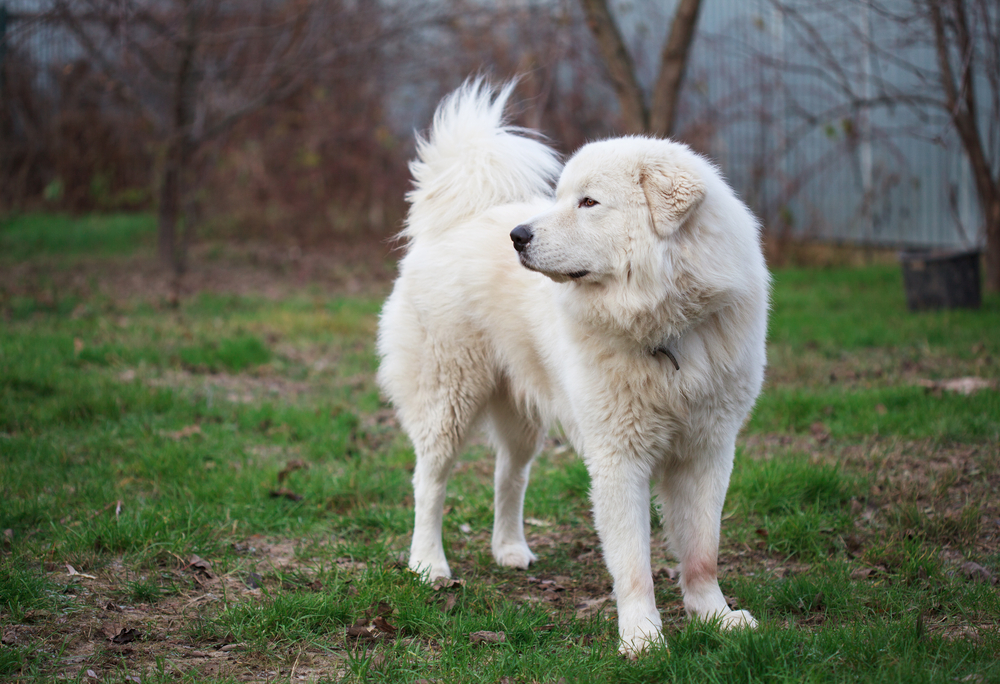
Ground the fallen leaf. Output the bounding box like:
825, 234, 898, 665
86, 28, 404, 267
109, 627, 140, 644
185, 555, 214, 579
469, 630, 506, 644
372, 615, 397, 635
66, 564, 97, 579
654, 565, 678, 581
277, 459, 309, 483
960, 561, 996, 585
245, 572, 263, 589
851, 567, 875, 580
432, 577, 465, 591
269, 488, 303, 502
810, 421, 830, 442
575, 596, 610, 612
525, 517, 551, 527
916, 377, 996, 396
366, 601, 394, 618
346, 620, 375, 640
86, 670, 99, 680
160, 425, 202, 440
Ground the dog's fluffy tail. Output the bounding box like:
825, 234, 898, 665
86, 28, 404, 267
402, 79, 560, 240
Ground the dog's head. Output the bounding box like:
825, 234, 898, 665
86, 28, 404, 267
511, 137, 706, 284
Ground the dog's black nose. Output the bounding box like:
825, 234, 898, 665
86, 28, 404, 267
510, 225, 533, 253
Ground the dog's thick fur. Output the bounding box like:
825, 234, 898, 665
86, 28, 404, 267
377, 81, 770, 655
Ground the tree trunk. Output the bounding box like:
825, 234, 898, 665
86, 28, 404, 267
157, 137, 193, 274
929, 0, 999, 292
579, 0, 703, 138
158, 0, 198, 277
986, 195, 1000, 292
649, 0, 703, 138
578, 0, 648, 134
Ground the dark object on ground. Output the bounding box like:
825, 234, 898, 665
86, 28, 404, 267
900, 249, 981, 311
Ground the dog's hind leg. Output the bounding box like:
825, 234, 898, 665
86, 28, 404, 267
485, 392, 544, 569
654, 437, 757, 630
405, 347, 493, 581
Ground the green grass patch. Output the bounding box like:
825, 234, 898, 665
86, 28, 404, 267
1, 224, 997, 682
0, 213, 155, 260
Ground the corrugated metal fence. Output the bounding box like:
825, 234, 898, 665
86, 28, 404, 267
668, 0, 985, 248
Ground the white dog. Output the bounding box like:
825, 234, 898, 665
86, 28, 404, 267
377, 81, 769, 655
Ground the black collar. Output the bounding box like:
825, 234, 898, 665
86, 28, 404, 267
652, 345, 680, 371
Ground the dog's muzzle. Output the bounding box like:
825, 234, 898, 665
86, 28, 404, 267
510, 224, 533, 253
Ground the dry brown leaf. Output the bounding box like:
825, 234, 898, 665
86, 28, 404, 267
347, 620, 375, 640
469, 630, 506, 644
432, 577, 466, 591
108, 627, 140, 644
277, 459, 309, 483
186, 555, 214, 578
960, 561, 996, 584
366, 601, 394, 618
372, 615, 397, 635
438, 593, 457, 612
916, 377, 996, 396
161, 424, 202, 440
268, 488, 303, 502
810, 421, 830, 442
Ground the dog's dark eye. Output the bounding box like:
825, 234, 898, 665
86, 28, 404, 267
578, 197, 599, 208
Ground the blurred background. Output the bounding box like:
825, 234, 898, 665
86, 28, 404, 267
1, 0, 997, 287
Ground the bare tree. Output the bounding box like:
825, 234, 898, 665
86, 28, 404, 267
50, 0, 418, 281
578, 0, 702, 136
764, 0, 1000, 291
927, 0, 1000, 291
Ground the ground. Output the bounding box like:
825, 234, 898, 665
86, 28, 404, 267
1, 214, 998, 683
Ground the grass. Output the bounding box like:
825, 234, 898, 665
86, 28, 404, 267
1, 214, 999, 682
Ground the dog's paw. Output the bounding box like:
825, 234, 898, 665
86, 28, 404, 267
408, 556, 451, 582
492, 543, 537, 569
718, 609, 757, 630
617, 624, 664, 658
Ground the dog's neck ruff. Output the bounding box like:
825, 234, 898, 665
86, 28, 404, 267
652, 345, 680, 371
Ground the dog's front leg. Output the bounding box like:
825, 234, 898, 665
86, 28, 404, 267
655, 440, 757, 631
588, 456, 662, 656
409, 450, 457, 581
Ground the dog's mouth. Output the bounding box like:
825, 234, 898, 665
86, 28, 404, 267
518, 253, 591, 283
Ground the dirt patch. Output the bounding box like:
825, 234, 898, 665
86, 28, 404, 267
1, 237, 397, 313
7, 540, 351, 682
145, 367, 315, 405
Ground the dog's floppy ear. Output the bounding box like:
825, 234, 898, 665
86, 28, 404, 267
640, 162, 706, 237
